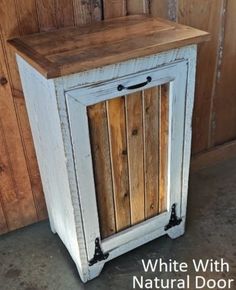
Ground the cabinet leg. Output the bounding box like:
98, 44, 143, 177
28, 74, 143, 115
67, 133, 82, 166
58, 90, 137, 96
88, 263, 105, 281
49, 223, 56, 234
76, 262, 105, 283
48, 214, 56, 234
167, 222, 185, 240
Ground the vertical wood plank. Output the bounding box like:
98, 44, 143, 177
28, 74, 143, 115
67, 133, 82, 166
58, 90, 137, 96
1, 0, 40, 93
0, 0, 22, 91
0, 14, 30, 230
15, 0, 39, 35
87, 102, 116, 238
103, 0, 127, 19
55, 0, 75, 28
103, 0, 130, 231
126, 92, 144, 225
36, 0, 58, 31
73, 0, 102, 26
73, 0, 92, 25
159, 84, 169, 213
107, 98, 130, 232
0, 35, 38, 228
150, 0, 169, 19
178, 0, 225, 153
103, 0, 129, 232
91, 0, 102, 21
143, 87, 160, 218
0, 119, 23, 230
127, 0, 148, 14
213, 0, 236, 145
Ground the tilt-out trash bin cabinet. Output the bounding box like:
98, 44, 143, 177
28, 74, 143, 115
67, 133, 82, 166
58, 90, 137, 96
9, 15, 209, 282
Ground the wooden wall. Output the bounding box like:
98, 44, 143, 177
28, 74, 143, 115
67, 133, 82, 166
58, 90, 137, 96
0, 0, 235, 234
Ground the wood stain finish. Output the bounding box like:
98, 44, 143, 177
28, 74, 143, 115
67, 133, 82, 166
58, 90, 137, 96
0, 0, 234, 236
88, 85, 169, 239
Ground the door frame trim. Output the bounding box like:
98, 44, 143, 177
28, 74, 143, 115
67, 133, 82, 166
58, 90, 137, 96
65, 60, 188, 261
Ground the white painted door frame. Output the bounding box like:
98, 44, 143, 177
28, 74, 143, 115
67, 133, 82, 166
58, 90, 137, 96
65, 60, 188, 263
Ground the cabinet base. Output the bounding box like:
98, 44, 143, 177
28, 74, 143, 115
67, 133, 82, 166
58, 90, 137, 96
79, 221, 186, 283
167, 222, 185, 239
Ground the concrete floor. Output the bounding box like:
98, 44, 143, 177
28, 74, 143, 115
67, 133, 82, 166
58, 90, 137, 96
0, 157, 236, 290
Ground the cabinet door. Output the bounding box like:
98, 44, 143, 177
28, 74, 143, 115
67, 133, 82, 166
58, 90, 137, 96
66, 60, 188, 262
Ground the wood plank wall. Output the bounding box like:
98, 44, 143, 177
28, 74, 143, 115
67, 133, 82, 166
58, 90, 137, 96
0, 0, 235, 234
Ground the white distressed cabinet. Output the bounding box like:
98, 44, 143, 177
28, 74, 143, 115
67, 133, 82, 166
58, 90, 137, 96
9, 15, 209, 282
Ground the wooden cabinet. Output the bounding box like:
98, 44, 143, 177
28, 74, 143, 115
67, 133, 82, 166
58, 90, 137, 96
9, 15, 209, 282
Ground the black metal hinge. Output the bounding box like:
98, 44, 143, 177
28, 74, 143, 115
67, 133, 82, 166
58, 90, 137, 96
165, 203, 182, 231
89, 238, 109, 266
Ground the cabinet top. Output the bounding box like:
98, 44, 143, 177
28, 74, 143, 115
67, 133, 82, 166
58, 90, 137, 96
8, 15, 210, 79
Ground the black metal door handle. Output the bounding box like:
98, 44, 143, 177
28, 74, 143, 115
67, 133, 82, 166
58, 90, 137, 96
117, 76, 152, 91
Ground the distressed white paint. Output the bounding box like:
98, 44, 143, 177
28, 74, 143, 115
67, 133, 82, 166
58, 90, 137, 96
66, 60, 188, 260
16, 44, 197, 283
54, 46, 196, 89
66, 96, 100, 261
168, 61, 188, 217
66, 60, 183, 106
102, 211, 169, 252
180, 47, 197, 218
16, 56, 90, 281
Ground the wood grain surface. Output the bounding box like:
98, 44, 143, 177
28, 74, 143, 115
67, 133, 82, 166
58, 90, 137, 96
126, 92, 145, 225
8, 15, 209, 78
0, 0, 235, 235
87, 103, 116, 239
0, 34, 38, 232
0, 0, 102, 233
159, 84, 169, 213
213, 0, 236, 145
178, 0, 225, 154
107, 97, 131, 232
143, 87, 160, 218
89, 84, 169, 237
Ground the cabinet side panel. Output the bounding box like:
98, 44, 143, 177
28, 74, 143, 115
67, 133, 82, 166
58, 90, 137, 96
16, 56, 85, 276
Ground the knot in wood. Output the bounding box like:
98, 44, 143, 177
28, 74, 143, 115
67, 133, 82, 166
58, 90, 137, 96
132, 128, 138, 136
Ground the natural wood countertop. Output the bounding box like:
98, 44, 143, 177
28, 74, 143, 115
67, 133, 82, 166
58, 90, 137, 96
8, 15, 210, 79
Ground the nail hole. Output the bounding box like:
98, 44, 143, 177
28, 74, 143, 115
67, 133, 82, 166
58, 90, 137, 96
124, 192, 128, 198
132, 129, 138, 136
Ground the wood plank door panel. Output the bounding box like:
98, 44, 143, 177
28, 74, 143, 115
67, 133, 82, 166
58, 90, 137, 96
88, 85, 169, 239
143, 86, 161, 219
66, 60, 187, 255
87, 102, 116, 238
106, 97, 131, 233
126, 91, 144, 226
